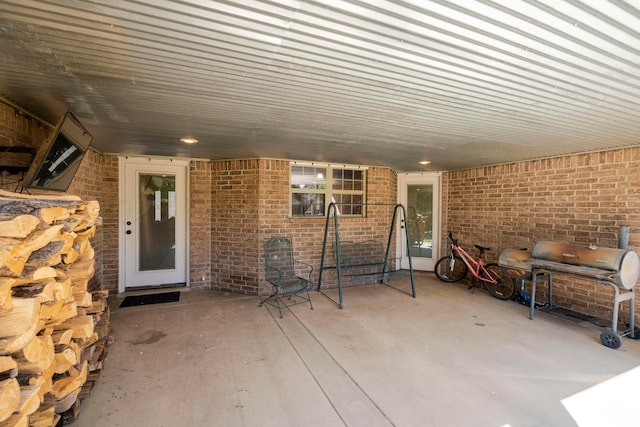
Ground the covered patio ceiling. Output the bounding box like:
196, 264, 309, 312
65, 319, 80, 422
1, 1, 639, 172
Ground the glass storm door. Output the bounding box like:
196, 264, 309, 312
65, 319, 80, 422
398, 173, 441, 271
120, 158, 187, 290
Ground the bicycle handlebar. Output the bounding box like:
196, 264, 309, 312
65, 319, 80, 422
448, 230, 458, 246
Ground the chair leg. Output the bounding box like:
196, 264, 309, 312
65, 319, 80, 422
272, 292, 284, 318
259, 289, 277, 307
306, 288, 314, 310
261, 285, 314, 318
260, 287, 285, 318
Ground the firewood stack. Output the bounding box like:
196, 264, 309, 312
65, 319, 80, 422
0, 190, 109, 426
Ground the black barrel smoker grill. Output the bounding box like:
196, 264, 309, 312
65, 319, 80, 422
499, 241, 640, 349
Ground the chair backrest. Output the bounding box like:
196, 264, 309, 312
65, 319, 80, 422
264, 237, 295, 283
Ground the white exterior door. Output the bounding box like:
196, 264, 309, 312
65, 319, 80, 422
398, 173, 441, 271
119, 157, 188, 291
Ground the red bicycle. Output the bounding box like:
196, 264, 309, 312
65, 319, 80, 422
434, 231, 516, 300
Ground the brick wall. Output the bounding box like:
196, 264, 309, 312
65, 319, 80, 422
211, 159, 261, 294
189, 160, 212, 290
0, 103, 50, 151
254, 160, 398, 295
66, 149, 105, 291
0, 102, 50, 191
443, 148, 640, 321
99, 155, 119, 292
97, 158, 397, 296
8, 99, 639, 321
94, 157, 213, 294
0, 101, 106, 291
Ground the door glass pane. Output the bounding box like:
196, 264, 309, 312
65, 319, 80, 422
138, 173, 176, 271
407, 184, 433, 258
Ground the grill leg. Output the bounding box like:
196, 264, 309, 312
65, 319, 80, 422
547, 273, 553, 309
631, 289, 636, 339
529, 271, 552, 319
611, 284, 620, 334
530, 272, 538, 320
609, 286, 635, 338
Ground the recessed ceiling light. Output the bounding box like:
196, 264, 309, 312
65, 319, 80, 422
419, 160, 431, 165
180, 136, 198, 144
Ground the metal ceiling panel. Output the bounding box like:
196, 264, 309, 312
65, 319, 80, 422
1, 0, 639, 171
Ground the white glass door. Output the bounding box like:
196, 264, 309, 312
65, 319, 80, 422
119, 157, 188, 290
398, 173, 441, 271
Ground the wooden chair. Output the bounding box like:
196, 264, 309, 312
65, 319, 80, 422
261, 237, 314, 318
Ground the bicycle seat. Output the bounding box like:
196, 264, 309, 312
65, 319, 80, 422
474, 244, 491, 252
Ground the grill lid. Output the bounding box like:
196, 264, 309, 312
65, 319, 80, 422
498, 248, 532, 275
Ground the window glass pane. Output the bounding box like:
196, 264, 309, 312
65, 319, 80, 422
291, 166, 326, 189
291, 193, 303, 215
333, 194, 362, 216
291, 167, 304, 189
315, 168, 327, 189
306, 193, 324, 215
354, 170, 363, 190
340, 194, 351, 210
344, 179, 354, 191
291, 166, 365, 217
292, 192, 325, 215
331, 168, 363, 191
331, 169, 341, 190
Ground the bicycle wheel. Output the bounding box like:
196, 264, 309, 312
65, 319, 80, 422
434, 255, 468, 282
481, 263, 517, 300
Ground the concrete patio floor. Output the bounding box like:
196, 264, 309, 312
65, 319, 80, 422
75, 272, 640, 427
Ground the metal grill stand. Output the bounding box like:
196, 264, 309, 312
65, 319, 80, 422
500, 242, 640, 349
